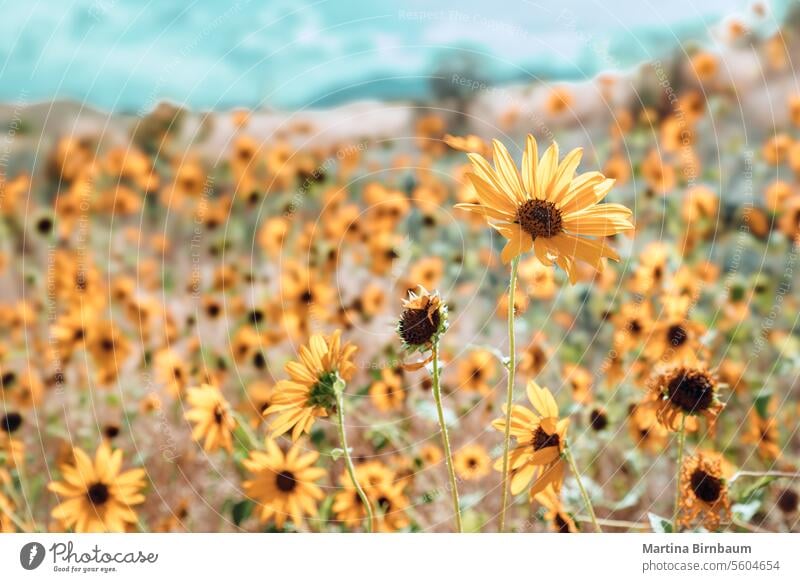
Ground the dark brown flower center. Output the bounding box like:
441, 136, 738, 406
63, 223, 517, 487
690, 468, 723, 503
627, 319, 643, 335
86, 482, 110, 506
516, 199, 562, 239
275, 470, 297, 493
532, 426, 560, 451
589, 409, 608, 431
1, 412, 22, 433
777, 489, 798, 514
213, 405, 225, 425
398, 307, 440, 347
667, 369, 715, 413
667, 324, 688, 347
554, 513, 571, 533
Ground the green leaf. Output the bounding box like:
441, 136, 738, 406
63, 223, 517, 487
647, 512, 673, 533
232, 500, 254, 526
330, 447, 349, 461
738, 475, 775, 503
753, 391, 773, 419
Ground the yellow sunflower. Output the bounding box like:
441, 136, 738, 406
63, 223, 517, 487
242, 438, 325, 530
491, 381, 568, 498
454, 444, 491, 481
264, 330, 357, 440
533, 484, 578, 533
455, 136, 633, 281
184, 384, 236, 453
48, 444, 147, 532
332, 460, 408, 532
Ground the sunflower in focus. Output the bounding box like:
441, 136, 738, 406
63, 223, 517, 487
242, 439, 325, 530
264, 330, 357, 440
491, 381, 568, 497
455, 136, 633, 281
48, 444, 147, 532
648, 365, 724, 432
397, 287, 447, 354
184, 384, 236, 453
677, 450, 733, 531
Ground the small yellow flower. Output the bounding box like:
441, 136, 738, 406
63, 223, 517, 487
48, 444, 146, 532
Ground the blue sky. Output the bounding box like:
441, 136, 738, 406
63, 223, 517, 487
0, 0, 786, 111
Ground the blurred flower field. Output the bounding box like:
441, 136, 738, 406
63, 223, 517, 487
2, 6, 800, 534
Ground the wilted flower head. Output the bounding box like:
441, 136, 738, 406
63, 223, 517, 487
396, 286, 448, 354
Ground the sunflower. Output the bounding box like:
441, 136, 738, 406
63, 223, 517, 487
332, 460, 404, 531
491, 381, 568, 498
563, 363, 593, 405
0, 490, 17, 532
419, 443, 443, 466
518, 337, 548, 377
775, 488, 799, 515
369, 368, 406, 413
48, 444, 147, 532
242, 439, 325, 530
612, 300, 652, 353
456, 349, 497, 395
454, 444, 491, 481
627, 399, 669, 453
455, 137, 633, 280
184, 384, 236, 453
534, 484, 577, 533
444, 134, 492, 157
264, 330, 357, 440
644, 296, 706, 365
677, 450, 733, 531
396, 287, 448, 368
0, 411, 25, 465
742, 408, 781, 461
648, 365, 724, 432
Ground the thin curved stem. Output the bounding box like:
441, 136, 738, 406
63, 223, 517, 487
499, 256, 519, 532
335, 391, 374, 533
672, 415, 687, 532
576, 516, 650, 530
729, 470, 800, 483
431, 342, 463, 533
564, 442, 602, 532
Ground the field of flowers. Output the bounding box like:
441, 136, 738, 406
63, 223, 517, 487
1, 9, 800, 534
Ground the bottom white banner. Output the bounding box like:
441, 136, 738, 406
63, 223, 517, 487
0, 533, 798, 581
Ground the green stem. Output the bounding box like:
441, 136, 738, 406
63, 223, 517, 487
729, 470, 800, 483
673, 415, 687, 532
231, 411, 259, 452
335, 390, 374, 533
499, 256, 520, 532
564, 441, 602, 532
431, 342, 463, 533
